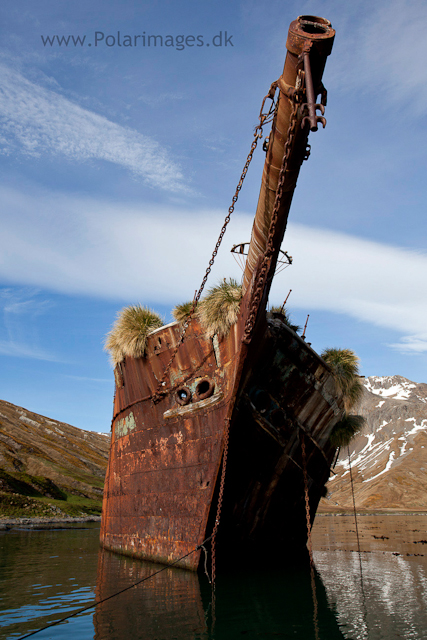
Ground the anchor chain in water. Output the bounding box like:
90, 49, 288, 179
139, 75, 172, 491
348, 443, 366, 603
301, 432, 320, 640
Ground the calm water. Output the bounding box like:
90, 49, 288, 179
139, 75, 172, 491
0, 516, 426, 639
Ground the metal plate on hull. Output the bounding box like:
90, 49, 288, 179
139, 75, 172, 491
101, 319, 241, 570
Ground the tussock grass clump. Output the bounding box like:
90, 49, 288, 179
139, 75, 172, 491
329, 413, 365, 448
321, 348, 366, 447
321, 348, 364, 411
269, 306, 301, 333
198, 279, 243, 338
105, 305, 163, 366
172, 301, 197, 324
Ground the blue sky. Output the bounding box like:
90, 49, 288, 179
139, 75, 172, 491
1, 0, 426, 433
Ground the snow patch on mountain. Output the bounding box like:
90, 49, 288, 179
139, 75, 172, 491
364, 375, 427, 403
340, 435, 395, 476
322, 375, 427, 510
364, 450, 395, 482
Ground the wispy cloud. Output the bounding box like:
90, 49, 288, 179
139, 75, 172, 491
0, 62, 188, 192
387, 334, 427, 355
271, 224, 427, 355
290, 0, 427, 119
360, 0, 427, 116
0, 288, 59, 361
1, 185, 426, 357
0, 339, 58, 361
238, 0, 427, 99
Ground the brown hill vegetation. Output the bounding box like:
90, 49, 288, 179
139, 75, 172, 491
0, 399, 110, 518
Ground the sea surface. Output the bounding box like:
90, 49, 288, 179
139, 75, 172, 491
0, 515, 426, 639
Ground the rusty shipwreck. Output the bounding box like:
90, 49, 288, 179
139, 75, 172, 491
101, 16, 346, 570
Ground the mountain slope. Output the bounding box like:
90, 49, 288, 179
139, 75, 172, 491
321, 376, 427, 512
0, 399, 110, 517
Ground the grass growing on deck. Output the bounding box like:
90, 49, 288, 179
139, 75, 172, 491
174, 280, 243, 337
269, 306, 301, 333
197, 279, 243, 338
321, 348, 364, 411
105, 305, 163, 365
328, 414, 366, 448
172, 301, 197, 324
321, 348, 366, 447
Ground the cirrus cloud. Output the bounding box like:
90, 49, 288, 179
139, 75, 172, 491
0, 62, 188, 192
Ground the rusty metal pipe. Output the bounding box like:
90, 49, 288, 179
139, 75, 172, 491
302, 48, 319, 131
241, 16, 335, 296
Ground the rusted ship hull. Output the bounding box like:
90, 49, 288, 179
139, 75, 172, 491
101, 315, 241, 570
101, 15, 341, 569
216, 314, 342, 560
100, 286, 344, 569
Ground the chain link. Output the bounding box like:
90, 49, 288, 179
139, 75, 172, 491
242, 79, 302, 343
302, 432, 320, 639
152, 90, 277, 403
301, 433, 314, 566
211, 416, 230, 587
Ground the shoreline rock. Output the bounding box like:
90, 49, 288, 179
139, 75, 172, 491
316, 511, 427, 517
0, 515, 101, 530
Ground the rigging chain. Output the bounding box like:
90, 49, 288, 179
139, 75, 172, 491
211, 416, 230, 587
301, 433, 314, 566
152, 84, 278, 403
301, 432, 320, 640
242, 73, 302, 343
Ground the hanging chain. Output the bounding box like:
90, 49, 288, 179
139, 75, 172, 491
302, 432, 320, 640
347, 445, 362, 554
242, 76, 302, 344
152, 88, 277, 403
348, 445, 365, 589
301, 433, 314, 566
211, 416, 230, 587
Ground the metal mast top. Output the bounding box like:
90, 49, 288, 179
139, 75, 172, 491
241, 16, 335, 296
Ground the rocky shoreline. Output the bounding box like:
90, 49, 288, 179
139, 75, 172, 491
0, 515, 101, 530
316, 511, 427, 516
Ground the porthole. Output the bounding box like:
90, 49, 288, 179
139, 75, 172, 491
176, 386, 192, 406
194, 378, 215, 401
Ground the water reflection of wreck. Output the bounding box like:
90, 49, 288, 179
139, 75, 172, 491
94, 548, 346, 639
94, 549, 208, 640
101, 15, 345, 570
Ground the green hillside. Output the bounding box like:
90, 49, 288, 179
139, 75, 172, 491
0, 399, 110, 518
